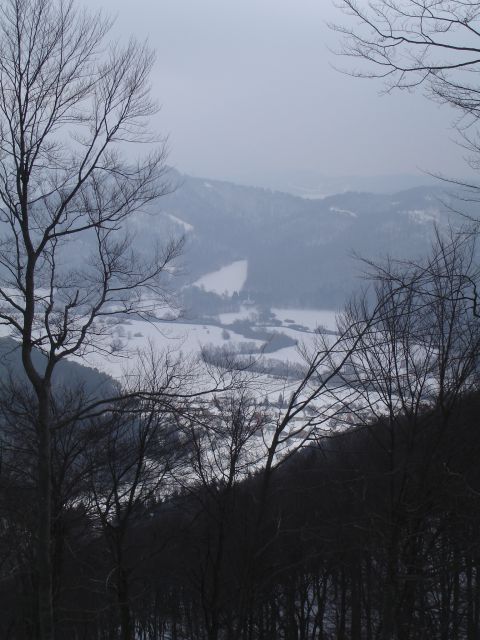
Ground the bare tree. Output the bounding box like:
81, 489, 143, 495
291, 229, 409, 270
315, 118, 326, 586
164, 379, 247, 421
332, 0, 480, 192
0, 0, 182, 637
85, 397, 184, 640
177, 391, 266, 640
333, 0, 480, 96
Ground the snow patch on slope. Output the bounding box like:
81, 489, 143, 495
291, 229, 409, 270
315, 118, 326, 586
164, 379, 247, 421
407, 209, 440, 225
194, 260, 248, 296
329, 206, 357, 218
168, 213, 194, 232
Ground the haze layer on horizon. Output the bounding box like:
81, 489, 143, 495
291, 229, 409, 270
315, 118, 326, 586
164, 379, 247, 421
84, 0, 467, 189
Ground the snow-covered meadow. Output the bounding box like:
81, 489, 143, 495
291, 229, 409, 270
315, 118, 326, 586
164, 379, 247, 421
193, 260, 248, 296
72, 305, 338, 382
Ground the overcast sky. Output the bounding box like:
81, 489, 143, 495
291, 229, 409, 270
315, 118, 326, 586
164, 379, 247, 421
84, 0, 467, 186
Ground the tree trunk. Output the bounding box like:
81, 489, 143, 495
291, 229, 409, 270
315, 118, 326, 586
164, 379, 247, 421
351, 564, 362, 640
117, 567, 133, 640
37, 388, 54, 640
338, 568, 346, 640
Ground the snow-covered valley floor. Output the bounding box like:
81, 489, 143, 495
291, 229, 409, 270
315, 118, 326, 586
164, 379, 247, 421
75, 305, 340, 382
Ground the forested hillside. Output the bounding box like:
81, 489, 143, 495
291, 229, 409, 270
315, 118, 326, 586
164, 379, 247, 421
3, 376, 480, 639
136, 172, 459, 308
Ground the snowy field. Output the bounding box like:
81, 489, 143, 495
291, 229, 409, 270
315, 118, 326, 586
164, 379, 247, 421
271, 308, 339, 332
217, 307, 339, 333
77, 310, 341, 390
0, 293, 345, 425
193, 260, 248, 296
218, 306, 258, 325
78, 317, 265, 380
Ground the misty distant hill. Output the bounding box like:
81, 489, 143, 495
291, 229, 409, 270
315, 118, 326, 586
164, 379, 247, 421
216, 170, 444, 199
145, 171, 462, 310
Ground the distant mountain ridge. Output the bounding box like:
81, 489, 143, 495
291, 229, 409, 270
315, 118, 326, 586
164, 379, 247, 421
46, 169, 467, 312
212, 170, 444, 199
149, 171, 462, 309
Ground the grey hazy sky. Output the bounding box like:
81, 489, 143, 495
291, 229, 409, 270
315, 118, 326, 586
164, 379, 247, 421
85, 0, 466, 184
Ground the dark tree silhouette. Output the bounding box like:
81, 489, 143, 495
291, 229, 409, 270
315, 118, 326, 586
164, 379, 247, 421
0, 0, 181, 637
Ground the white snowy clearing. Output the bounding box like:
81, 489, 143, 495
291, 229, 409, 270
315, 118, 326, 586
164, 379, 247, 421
218, 306, 258, 325
272, 308, 338, 332
329, 206, 357, 218
407, 209, 440, 225
167, 213, 194, 232
193, 260, 248, 296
